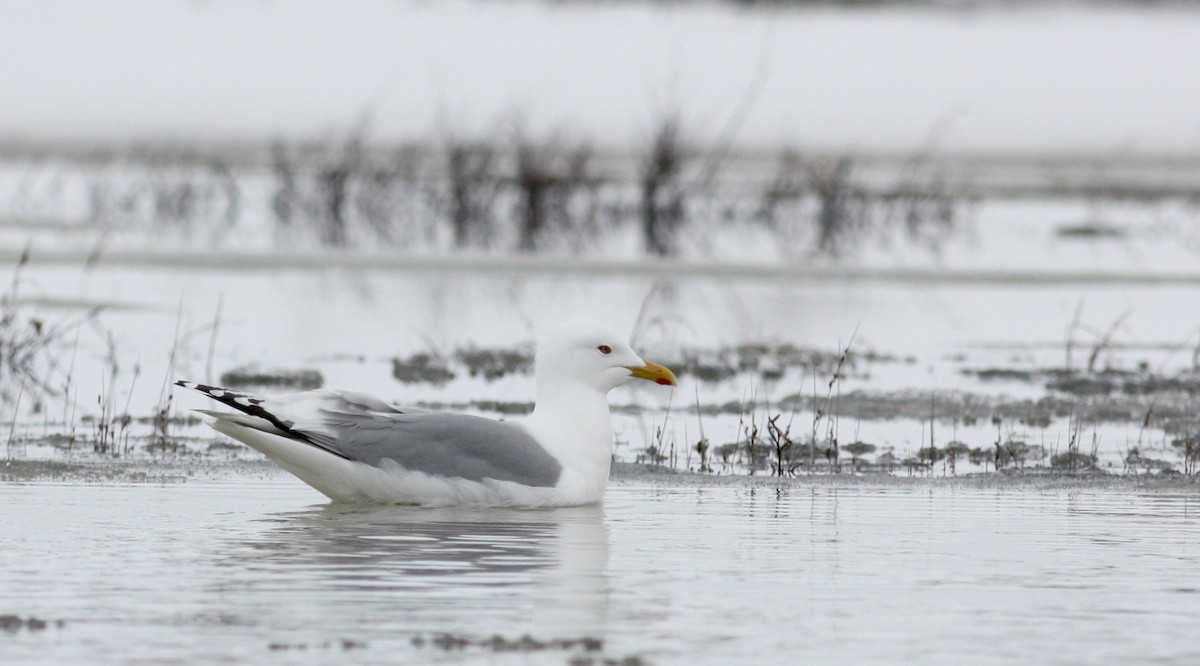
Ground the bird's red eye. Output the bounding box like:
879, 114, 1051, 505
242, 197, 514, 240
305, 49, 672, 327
597, 345, 612, 355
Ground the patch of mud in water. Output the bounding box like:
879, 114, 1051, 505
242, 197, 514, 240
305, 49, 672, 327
266, 639, 368, 653
609, 462, 1199, 491
763, 387, 1200, 427
219, 366, 324, 390
1055, 222, 1127, 239
965, 367, 1200, 396
0, 615, 66, 633
391, 353, 456, 384
407, 632, 649, 666
663, 344, 914, 384
409, 632, 615, 656
392, 346, 534, 384
0, 458, 283, 483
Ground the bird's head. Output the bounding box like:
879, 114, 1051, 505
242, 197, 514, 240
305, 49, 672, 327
536, 318, 677, 394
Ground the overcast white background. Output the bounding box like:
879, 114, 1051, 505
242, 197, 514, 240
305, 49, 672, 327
2, 0, 1199, 155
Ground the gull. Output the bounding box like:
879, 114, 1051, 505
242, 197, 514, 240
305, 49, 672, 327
177, 319, 676, 507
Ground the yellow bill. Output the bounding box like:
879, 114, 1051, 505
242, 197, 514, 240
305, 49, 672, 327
628, 360, 678, 387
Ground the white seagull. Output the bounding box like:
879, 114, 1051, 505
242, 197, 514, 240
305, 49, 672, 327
178, 319, 676, 507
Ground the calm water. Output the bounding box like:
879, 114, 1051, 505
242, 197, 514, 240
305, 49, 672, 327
1, 477, 1198, 665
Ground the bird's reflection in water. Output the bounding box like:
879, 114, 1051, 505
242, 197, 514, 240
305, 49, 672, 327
229, 502, 611, 638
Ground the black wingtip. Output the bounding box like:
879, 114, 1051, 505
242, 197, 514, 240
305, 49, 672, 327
176, 381, 349, 461
176, 380, 216, 392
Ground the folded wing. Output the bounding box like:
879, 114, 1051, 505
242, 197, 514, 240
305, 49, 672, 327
177, 382, 562, 487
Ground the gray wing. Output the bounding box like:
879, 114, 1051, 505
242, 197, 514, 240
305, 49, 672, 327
178, 382, 561, 488
298, 410, 562, 488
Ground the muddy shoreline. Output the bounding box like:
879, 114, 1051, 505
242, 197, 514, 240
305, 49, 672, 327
3, 457, 1194, 492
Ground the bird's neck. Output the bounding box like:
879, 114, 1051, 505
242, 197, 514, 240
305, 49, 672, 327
526, 382, 614, 483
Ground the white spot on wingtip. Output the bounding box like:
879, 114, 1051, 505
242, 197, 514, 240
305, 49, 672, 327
234, 396, 252, 406
210, 389, 226, 398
